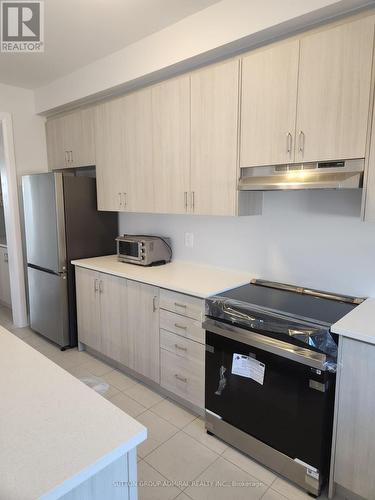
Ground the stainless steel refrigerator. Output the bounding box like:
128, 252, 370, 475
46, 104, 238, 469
22, 172, 117, 348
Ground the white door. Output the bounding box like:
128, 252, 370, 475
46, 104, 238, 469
152, 76, 190, 214
94, 97, 126, 211
240, 40, 299, 166
126, 280, 160, 383
296, 16, 375, 162
123, 88, 154, 213
190, 59, 240, 215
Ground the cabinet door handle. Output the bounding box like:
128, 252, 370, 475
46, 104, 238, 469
286, 132, 293, 154
174, 344, 187, 352
64, 151, 69, 166
69, 151, 73, 164
94, 279, 99, 292
4, 253, 8, 263
298, 131, 305, 154
123, 192, 127, 207
174, 323, 187, 330
184, 192, 188, 211
174, 302, 187, 309
153, 296, 158, 312
99, 280, 104, 294
190, 191, 195, 211
118, 192, 122, 209
174, 374, 188, 383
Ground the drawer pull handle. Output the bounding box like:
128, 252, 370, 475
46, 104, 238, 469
174, 374, 188, 383
174, 344, 187, 352
174, 302, 187, 308
174, 323, 187, 330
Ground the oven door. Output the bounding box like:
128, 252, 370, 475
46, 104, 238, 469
204, 319, 335, 474
117, 239, 142, 262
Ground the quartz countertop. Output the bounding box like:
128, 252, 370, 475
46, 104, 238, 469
0, 327, 146, 500
332, 298, 375, 345
71, 255, 253, 298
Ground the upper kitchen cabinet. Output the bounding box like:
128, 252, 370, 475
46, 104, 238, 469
123, 87, 154, 213
152, 76, 190, 214
296, 16, 375, 163
240, 40, 299, 167
46, 108, 96, 170
191, 59, 240, 216
94, 97, 127, 211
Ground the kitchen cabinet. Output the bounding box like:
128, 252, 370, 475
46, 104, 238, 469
240, 40, 299, 167
75, 266, 101, 352
76, 267, 159, 383
363, 90, 375, 222
0, 247, 11, 307
94, 97, 127, 211
190, 59, 240, 216
296, 16, 374, 163
332, 337, 375, 499
123, 87, 154, 213
46, 108, 96, 170
152, 76, 190, 214
126, 280, 160, 383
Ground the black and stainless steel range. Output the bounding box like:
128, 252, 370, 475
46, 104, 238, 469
204, 279, 364, 497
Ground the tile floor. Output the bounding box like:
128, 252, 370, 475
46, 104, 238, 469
0, 306, 331, 500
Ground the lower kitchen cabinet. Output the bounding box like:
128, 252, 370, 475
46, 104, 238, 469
332, 337, 375, 499
126, 280, 160, 383
76, 267, 160, 384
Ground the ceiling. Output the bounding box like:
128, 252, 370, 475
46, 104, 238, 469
0, 0, 219, 89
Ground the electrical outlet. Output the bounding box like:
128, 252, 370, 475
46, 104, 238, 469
184, 232, 194, 248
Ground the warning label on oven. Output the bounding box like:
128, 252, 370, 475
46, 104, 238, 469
231, 354, 265, 385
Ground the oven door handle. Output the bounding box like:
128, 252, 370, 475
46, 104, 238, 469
203, 318, 328, 371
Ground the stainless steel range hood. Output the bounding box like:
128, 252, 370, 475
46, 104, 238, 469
238, 159, 364, 191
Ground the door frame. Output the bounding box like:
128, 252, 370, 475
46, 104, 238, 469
0, 112, 28, 327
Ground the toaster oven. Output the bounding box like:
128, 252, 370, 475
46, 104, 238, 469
116, 235, 172, 266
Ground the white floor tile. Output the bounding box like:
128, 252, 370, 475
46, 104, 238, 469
185, 457, 267, 500
77, 356, 114, 376
137, 460, 181, 500
271, 477, 313, 500
108, 392, 147, 417
183, 418, 228, 455
144, 431, 218, 484
124, 383, 164, 409
151, 399, 196, 429
101, 369, 138, 391
222, 446, 276, 485
261, 488, 288, 500
136, 410, 179, 458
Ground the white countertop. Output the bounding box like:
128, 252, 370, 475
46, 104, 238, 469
332, 298, 375, 345
0, 327, 146, 500
72, 255, 253, 298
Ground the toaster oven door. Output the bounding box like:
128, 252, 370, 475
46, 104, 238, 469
117, 239, 142, 262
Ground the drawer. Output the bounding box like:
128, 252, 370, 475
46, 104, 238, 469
160, 329, 205, 364
159, 289, 204, 321
160, 309, 205, 344
160, 348, 205, 408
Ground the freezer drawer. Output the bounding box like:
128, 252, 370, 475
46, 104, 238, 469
28, 267, 69, 347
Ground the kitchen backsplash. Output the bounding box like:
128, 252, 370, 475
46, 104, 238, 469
119, 189, 375, 298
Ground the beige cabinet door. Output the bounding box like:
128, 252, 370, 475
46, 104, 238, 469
75, 267, 101, 351
46, 117, 66, 170
75, 107, 96, 167
0, 248, 11, 307
191, 59, 239, 215
98, 273, 129, 365
126, 280, 159, 383
296, 16, 375, 163
334, 338, 375, 498
94, 97, 127, 211
152, 76, 190, 214
241, 40, 299, 167
123, 88, 154, 213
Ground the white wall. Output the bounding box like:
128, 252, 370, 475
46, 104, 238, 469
119, 190, 375, 298
34, 0, 373, 113
0, 82, 48, 178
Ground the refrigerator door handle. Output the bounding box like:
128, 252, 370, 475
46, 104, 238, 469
54, 173, 68, 273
